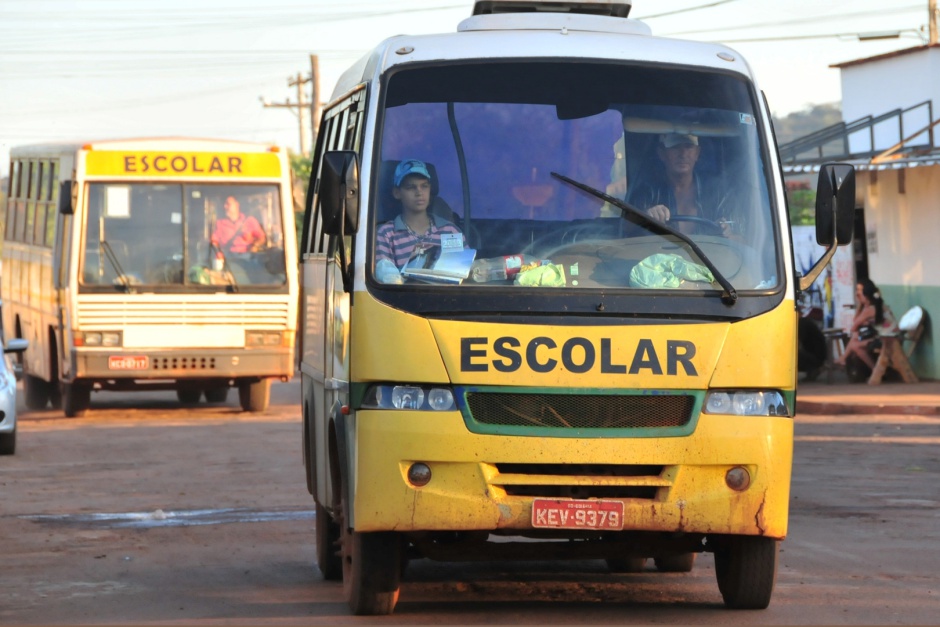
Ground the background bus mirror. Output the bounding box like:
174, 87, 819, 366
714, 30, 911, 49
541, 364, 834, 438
59, 180, 74, 215
814, 163, 855, 246
320, 151, 360, 236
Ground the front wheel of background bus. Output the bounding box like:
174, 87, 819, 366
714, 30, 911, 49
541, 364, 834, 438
24, 374, 51, 410
341, 528, 402, 615
714, 536, 778, 609
204, 387, 229, 404
62, 382, 91, 418
654, 552, 696, 573
238, 379, 270, 412
315, 501, 342, 581
176, 389, 202, 404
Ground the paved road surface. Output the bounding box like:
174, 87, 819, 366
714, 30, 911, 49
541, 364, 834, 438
1, 378, 938, 624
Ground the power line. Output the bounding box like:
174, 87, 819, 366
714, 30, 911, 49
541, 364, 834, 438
662, 4, 923, 36
636, 0, 742, 20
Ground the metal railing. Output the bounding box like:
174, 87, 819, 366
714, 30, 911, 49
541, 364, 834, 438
778, 100, 935, 164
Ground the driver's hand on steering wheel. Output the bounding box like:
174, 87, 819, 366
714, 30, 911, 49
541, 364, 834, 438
646, 204, 671, 223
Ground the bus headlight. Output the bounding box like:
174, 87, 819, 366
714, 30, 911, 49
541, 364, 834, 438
245, 331, 282, 347
703, 390, 790, 416
81, 331, 122, 347
363, 385, 455, 411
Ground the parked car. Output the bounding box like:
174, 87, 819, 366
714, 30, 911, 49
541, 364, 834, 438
0, 300, 28, 455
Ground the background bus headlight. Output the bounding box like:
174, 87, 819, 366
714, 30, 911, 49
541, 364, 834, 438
704, 390, 789, 416
364, 385, 455, 411
245, 331, 282, 347
81, 331, 122, 347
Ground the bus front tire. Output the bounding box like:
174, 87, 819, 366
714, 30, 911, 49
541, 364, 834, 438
204, 387, 229, 404
714, 536, 778, 609
342, 530, 402, 615
62, 382, 91, 418
24, 374, 51, 410
238, 379, 270, 412
315, 501, 342, 581
176, 389, 202, 404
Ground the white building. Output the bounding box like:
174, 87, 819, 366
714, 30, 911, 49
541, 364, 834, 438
782, 44, 940, 379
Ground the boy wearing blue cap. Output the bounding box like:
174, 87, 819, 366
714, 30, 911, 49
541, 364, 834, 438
375, 159, 464, 282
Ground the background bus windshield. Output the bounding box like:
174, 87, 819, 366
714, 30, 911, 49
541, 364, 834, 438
81, 183, 287, 290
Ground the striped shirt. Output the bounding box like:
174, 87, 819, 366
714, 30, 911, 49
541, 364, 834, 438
376, 214, 464, 269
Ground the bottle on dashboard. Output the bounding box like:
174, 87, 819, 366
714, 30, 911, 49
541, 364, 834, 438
470, 254, 542, 282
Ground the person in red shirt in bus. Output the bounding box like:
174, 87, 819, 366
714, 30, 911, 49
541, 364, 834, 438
212, 195, 266, 254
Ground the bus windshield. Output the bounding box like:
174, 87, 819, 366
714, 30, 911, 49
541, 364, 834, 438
81, 182, 287, 290
370, 61, 781, 315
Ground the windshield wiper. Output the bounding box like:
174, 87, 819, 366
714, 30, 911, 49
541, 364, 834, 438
550, 171, 737, 304
99, 240, 133, 293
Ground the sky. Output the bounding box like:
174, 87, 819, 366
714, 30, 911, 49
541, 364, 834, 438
0, 0, 933, 177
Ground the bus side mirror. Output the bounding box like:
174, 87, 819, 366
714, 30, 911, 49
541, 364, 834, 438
815, 163, 855, 247
320, 151, 360, 236
799, 163, 856, 291
59, 180, 74, 215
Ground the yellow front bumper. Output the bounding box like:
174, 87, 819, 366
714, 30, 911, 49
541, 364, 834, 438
350, 410, 792, 539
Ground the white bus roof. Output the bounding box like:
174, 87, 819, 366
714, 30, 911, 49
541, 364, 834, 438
329, 5, 751, 103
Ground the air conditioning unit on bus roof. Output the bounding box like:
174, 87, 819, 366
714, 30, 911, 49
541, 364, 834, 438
472, 0, 632, 18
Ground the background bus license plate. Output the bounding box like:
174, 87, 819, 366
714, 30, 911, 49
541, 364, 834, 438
531, 499, 624, 530
109, 355, 149, 370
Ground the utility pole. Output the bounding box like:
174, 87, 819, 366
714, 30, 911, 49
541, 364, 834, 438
260, 72, 311, 156
931, 0, 939, 45
310, 54, 321, 150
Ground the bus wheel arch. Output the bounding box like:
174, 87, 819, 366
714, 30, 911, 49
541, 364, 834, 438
48, 327, 62, 409
314, 414, 344, 580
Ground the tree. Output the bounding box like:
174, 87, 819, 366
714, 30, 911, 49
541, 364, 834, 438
772, 103, 842, 225
289, 152, 312, 246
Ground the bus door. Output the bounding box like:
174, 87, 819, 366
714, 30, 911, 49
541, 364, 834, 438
303, 87, 366, 506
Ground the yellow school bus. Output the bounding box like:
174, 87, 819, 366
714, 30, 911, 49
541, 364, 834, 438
1, 137, 298, 416
299, 0, 854, 614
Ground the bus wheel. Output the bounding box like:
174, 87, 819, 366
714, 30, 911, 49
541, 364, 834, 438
62, 382, 91, 418
341, 527, 402, 615
654, 552, 696, 572
176, 389, 202, 404
238, 379, 270, 412
606, 557, 646, 573
24, 374, 51, 410
714, 537, 778, 609
204, 387, 229, 404
315, 501, 342, 581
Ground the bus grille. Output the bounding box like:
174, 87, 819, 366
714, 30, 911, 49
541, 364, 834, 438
152, 356, 218, 371
491, 463, 668, 499
465, 392, 695, 430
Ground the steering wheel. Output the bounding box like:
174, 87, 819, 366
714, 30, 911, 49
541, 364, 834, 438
667, 215, 724, 237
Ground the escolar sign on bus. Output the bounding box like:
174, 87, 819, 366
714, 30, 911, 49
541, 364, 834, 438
84, 151, 282, 178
